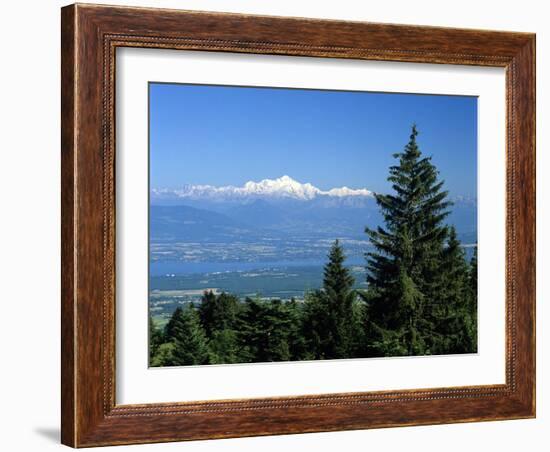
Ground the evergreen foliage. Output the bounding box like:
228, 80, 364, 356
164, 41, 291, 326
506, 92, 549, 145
196, 291, 240, 363
467, 246, 478, 352
148, 314, 163, 364
208, 329, 240, 364
150, 342, 175, 367
165, 305, 209, 366
285, 297, 310, 360
303, 240, 360, 359
237, 297, 292, 363
198, 291, 239, 337
363, 126, 475, 356
429, 226, 474, 353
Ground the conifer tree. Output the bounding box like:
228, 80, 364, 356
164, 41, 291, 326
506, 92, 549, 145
285, 298, 309, 360
150, 342, 175, 367
364, 125, 452, 356
235, 297, 264, 362
467, 246, 478, 352
323, 239, 357, 357
237, 298, 292, 363
165, 305, 209, 366
264, 299, 292, 361
304, 240, 357, 359
198, 291, 239, 337
301, 291, 327, 359
208, 329, 240, 364
197, 290, 217, 336
197, 291, 240, 362
430, 226, 474, 354
469, 246, 478, 298
148, 314, 163, 364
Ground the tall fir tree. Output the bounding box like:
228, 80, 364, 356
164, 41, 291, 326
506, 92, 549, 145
197, 291, 240, 363
364, 125, 452, 356
165, 305, 209, 366
304, 240, 358, 359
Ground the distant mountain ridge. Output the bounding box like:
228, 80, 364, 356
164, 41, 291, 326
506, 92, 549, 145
152, 175, 373, 202
150, 204, 261, 242
150, 176, 477, 259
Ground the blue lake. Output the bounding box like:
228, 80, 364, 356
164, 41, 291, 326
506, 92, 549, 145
150, 258, 365, 276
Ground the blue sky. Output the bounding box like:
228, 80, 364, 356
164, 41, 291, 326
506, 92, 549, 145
149, 83, 477, 197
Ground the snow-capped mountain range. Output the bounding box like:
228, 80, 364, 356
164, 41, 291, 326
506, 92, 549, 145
152, 175, 373, 202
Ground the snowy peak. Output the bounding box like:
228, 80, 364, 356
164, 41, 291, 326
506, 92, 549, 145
152, 176, 373, 202
242, 175, 321, 200
326, 186, 372, 197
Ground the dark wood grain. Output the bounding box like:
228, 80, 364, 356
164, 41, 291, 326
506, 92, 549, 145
61, 3, 536, 447
60, 5, 76, 447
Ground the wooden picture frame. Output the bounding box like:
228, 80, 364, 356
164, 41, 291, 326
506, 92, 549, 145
61, 3, 535, 447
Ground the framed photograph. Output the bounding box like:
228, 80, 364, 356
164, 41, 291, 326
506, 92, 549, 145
61, 3, 535, 447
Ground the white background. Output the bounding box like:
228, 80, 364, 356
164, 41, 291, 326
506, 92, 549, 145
117, 49, 506, 404
0, 0, 546, 451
